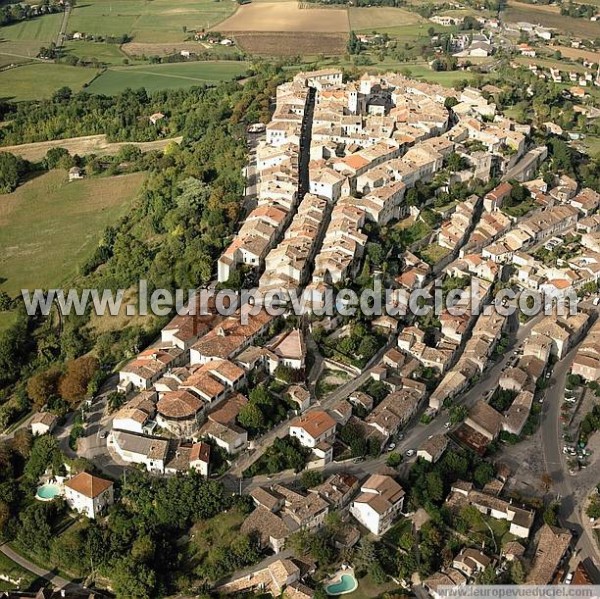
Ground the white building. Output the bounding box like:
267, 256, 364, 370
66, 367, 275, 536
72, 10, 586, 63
350, 474, 405, 535
289, 410, 337, 449
30, 412, 58, 436
64, 472, 114, 519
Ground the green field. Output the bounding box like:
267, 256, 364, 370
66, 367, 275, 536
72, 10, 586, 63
0, 170, 146, 296
0, 13, 63, 43
86, 60, 247, 95
349, 7, 425, 31
67, 0, 237, 43
0, 63, 98, 101
62, 40, 129, 65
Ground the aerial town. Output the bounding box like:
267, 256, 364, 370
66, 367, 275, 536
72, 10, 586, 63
1, 0, 600, 594
3, 66, 599, 598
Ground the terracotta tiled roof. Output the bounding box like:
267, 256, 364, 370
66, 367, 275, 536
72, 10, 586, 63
65, 472, 112, 499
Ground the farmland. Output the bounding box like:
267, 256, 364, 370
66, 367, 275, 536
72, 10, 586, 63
232, 32, 347, 56
215, 1, 349, 32
0, 64, 99, 101
0, 170, 146, 296
62, 40, 129, 65
86, 60, 248, 95
348, 7, 425, 31
0, 13, 62, 44
67, 0, 237, 43
1, 135, 183, 163
505, 0, 600, 38
0, 12, 62, 66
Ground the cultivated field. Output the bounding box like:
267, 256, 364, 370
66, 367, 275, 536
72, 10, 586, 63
505, 1, 600, 38
0, 135, 183, 162
86, 60, 248, 95
122, 40, 238, 57
551, 45, 600, 63
232, 31, 347, 56
0, 64, 99, 101
0, 170, 146, 296
62, 40, 129, 65
216, 1, 349, 32
514, 55, 588, 73
348, 7, 425, 31
0, 13, 62, 43
67, 0, 237, 44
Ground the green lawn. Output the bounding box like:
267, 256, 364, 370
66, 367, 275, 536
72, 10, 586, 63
0, 170, 146, 296
0, 63, 98, 101
67, 0, 237, 43
62, 40, 129, 65
86, 60, 247, 95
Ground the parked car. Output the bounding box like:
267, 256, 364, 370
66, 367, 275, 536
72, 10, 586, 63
386, 443, 396, 452
405, 449, 416, 457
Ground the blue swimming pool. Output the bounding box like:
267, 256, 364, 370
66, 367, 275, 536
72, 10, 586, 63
35, 483, 62, 501
325, 574, 358, 595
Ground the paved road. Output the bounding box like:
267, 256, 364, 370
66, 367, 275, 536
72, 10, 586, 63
0, 543, 71, 590
540, 327, 600, 567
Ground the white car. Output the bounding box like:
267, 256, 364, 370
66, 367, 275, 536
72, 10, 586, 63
565, 572, 573, 585
405, 449, 416, 457
386, 443, 396, 452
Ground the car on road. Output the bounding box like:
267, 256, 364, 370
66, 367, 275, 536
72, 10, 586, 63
386, 443, 396, 452
100, 431, 108, 439
405, 449, 416, 457
353, 456, 365, 463
444, 421, 451, 428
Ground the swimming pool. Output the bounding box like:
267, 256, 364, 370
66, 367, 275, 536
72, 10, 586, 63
35, 483, 63, 501
325, 574, 358, 595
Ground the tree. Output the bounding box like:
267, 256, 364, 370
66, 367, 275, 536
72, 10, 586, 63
58, 356, 99, 404
27, 366, 62, 410
0, 152, 28, 194
44, 147, 72, 170
449, 405, 468, 424
473, 462, 494, 487
347, 31, 362, 55
510, 559, 525, 584
237, 402, 264, 432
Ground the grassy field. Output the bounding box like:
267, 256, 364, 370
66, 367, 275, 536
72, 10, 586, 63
514, 55, 588, 73
67, 0, 237, 43
0, 170, 146, 296
348, 7, 424, 31
0, 13, 63, 43
62, 40, 129, 65
0, 64, 98, 101
86, 60, 247, 95
505, 1, 600, 38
